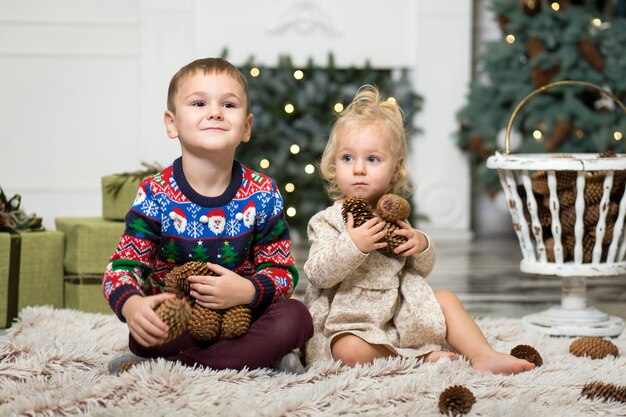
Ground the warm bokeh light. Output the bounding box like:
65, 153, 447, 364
506, 34, 516, 44
592, 18, 602, 27
290, 144, 300, 154
333, 102, 344, 113
533, 130, 543, 140
387, 97, 397, 104
286, 207, 297, 217
284, 103, 295, 114
250, 67, 260, 77
575, 129, 585, 139
260, 158, 270, 169
304, 164, 315, 174
551, 2, 560, 11
615, 132, 623, 141
285, 183, 295, 193
293, 70, 304, 80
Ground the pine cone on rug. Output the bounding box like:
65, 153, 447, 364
342, 194, 410, 256
569, 337, 619, 359
510, 344, 543, 367
438, 385, 476, 416
581, 381, 626, 403
163, 261, 253, 341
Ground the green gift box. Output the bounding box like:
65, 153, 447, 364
64, 275, 112, 314
101, 175, 140, 221
0, 231, 64, 328
55, 217, 125, 275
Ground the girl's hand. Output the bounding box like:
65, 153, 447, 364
188, 263, 255, 309
392, 219, 428, 256
346, 212, 388, 253
121, 293, 177, 347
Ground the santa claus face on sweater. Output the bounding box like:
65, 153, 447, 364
208, 214, 225, 234
242, 204, 256, 228
169, 208, 187, 234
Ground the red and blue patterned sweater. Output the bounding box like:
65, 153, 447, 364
103, 157, 298, 321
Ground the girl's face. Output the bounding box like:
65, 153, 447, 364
334, 121, 401, 206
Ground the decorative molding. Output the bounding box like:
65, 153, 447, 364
265, 1, 342, 37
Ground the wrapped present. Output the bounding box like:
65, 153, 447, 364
64, 275, 111, 314
101, 175, 140, 221
0, 231, 65, 327
101, 162, 163, 221
55, 217, 125, 275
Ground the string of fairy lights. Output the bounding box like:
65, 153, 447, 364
503, 7, 623, 144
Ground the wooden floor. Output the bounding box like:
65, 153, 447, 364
292, 234, 626, 321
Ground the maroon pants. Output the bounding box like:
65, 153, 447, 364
129, 298, 313, 370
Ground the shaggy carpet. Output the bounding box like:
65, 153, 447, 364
0, 306, 625, 417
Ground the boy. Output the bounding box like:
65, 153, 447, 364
104, 58, 313, 373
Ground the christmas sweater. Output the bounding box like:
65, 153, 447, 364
103, 157, 298, 321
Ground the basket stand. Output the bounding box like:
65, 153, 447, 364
486, 81, 626, 337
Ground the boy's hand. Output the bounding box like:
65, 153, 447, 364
346, 212, 388, 253
121, 293, 176, 347
391, 219, 428, 256
188, 263, 255, 309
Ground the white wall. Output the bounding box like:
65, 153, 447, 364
0, 0, 473, 240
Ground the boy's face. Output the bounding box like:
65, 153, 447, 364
164, 71, 252, 158
334, 122, 401, 206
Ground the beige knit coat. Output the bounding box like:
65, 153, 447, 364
303, 201, 447, 365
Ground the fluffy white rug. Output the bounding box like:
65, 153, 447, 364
0, 306, 625, 417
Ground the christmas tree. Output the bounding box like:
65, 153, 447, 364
456, 0, 626, 196
234, 54, 422, 239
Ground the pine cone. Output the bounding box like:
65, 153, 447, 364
581, 381, 626, 403
510, 344, 543, 367
560, 205, 576, 232
165, 261, 214, 296
569, 337, 619, 359
342, 196, 374, 227
438, 385, 476, 416
544, 120, 573, 152
376, 194, 411, 222
381, 222, 408, 256
468, 134, 492, 160
221, 305, 252, 339
520, 0, 542, 15
531, 65, 560, 88
578, 40, 605, 72
187, 304, 222, 341
526, 36, 545, 59
585, 172, 606, 205
155, 297, 192, 344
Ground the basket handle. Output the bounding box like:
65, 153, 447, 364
504, 80, 626, 154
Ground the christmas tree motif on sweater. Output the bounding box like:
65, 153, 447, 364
129, 217, 151, 238
218, 241, 240, 268
163, 239, 180, 263
191, 242, 209, 262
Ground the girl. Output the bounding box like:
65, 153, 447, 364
303, 85, 534, 375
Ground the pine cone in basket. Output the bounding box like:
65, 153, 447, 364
510, 344, 543, 367
155, 297, 193, 344
585, 172, 606, 204
581, 381, 626, 403
560, 205, 576, 232
569, 337, 619, 359
531, 170, 576, 196
438, 385, 476, 416
164, 261, 252, 341
342, 195, 410, 257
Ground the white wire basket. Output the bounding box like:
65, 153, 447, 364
486, 80, 626, 336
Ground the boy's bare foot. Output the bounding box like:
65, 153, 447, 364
423, 350, 458, 363
470, 350, 535, 375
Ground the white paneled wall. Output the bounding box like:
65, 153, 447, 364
0, 0, 474, 240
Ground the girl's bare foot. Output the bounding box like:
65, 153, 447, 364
423, 350, 458, 363
471, 350, 535, 375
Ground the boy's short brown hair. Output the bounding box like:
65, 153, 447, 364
167, 57, 250, 114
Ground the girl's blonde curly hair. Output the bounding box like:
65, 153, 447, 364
320, 84, 411, 201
